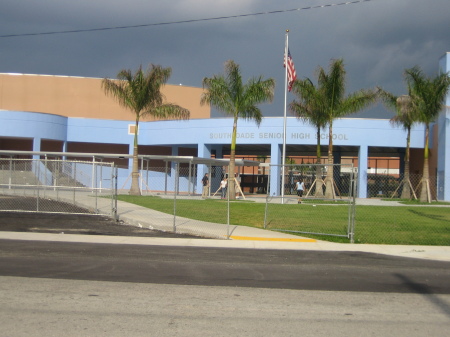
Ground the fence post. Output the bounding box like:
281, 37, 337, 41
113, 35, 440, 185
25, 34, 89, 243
173, 162, 179, 232
188, 161, 192, 196
226, 184, 230, 239
164, 161, 169, 195
146, 159, 150, 194
43, 156, 47, 198
263, 172, 271, 229
99, 162, 103, 192
94, 161, 98, 213
55, 160, 59, 200
140, 158, 144, 193
113, 165, 118, 220
73, 162, 76, 206
349, 167, 358, 243
91, 157, 95, 192
8, 157, 12, 190
36, 159, 40, 212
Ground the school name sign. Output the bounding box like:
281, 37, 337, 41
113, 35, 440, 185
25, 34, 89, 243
209, 132, 349, 141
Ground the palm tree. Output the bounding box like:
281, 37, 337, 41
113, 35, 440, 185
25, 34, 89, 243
102, 64, 190, 195
293, 59, 377, 199
404, 66, 450, 202
201, 60, 275, 200
290, 78, 327, 197
378, 89, 418, 199
319, 59, 378, 198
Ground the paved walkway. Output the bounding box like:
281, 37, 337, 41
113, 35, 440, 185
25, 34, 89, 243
1, 230, 449, 262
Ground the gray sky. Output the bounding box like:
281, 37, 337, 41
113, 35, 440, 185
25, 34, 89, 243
1, 0, 449, 119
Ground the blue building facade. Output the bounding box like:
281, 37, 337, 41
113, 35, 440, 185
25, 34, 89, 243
438, 52, 450, 200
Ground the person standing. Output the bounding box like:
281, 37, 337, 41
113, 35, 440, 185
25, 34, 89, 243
296, 178, 305, 204
220, 177, 227, 199
201, 173, 209, 198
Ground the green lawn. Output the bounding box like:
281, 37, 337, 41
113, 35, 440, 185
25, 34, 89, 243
117, 195, 450, 246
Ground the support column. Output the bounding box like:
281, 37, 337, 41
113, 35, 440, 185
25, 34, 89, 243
437, 107, 450, 200
269, 143, 282, 196
33, 138, 41, 159
171, 146, 179, 174
197, 143, 211, 195
62, 141, 68, 160
437, 53, 450, 201
358, 145, 368, 198
171, 146, 179, 193
126, 143, 134, 190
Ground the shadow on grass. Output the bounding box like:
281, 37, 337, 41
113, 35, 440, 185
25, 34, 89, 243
408, 209, 448, 221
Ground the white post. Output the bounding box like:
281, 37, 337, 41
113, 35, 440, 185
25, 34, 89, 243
92, 156, 95, 192
281, 30, 289, 203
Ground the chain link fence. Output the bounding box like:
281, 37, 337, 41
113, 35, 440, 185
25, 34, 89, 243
367, 173, 437, 200
263, 164, 356, 242
116, 164, 232, 239
353, 201, 450, 245
2, 157, 448, 245
117, 163, 449, 244
135, 163, 228, 198
355, 172, 448, 245
0, 158, 117, 217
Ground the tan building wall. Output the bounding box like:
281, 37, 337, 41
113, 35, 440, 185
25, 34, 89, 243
0, 73, 210, 121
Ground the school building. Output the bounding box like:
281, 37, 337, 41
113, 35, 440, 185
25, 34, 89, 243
0, 52, 449, 200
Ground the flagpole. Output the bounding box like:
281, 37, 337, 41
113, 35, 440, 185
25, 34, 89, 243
281, 29, 289, 203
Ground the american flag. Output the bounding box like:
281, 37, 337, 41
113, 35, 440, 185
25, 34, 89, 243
284, 48, 297, 92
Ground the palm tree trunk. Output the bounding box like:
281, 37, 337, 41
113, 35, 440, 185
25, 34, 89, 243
419, 124, 431, 203
315, 127, 324, 197
400, 127, 411, 199
228, 116, 238, 200
325, 122, 335, 199
129, 119, 141, 196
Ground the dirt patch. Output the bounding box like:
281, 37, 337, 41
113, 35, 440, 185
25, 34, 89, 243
0, 195, 207, 239
0, 195, 206, 239
0, 212, 206, 238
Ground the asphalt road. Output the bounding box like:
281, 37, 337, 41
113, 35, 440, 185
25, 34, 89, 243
2, 201, 450, 336
1, 239, 449, 294
1, 240, 450, 337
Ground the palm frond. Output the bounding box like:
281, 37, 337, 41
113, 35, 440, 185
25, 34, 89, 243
377, 87, 398, 110
290, 77, 327, 129
337, 89, 378, 118
149, 104, 190, 120
405, 66, 450, 124
102, 63, 190, 121
239, 106, 263, 126
201, 60, 275, 121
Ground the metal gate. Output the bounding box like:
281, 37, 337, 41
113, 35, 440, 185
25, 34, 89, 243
0, 158, 117, 218
264, 163, 357, 242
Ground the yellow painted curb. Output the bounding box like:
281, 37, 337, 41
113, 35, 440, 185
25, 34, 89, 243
229, 236, 316, 242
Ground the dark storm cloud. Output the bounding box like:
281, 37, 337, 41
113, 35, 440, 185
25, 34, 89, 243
1, 0, 449, 118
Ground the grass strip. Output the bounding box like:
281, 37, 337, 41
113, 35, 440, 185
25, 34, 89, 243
117, 195, 450, 246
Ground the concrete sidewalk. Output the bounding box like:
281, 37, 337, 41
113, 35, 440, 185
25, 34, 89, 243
1, 230, 449, 262
1, 193, 449, 262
